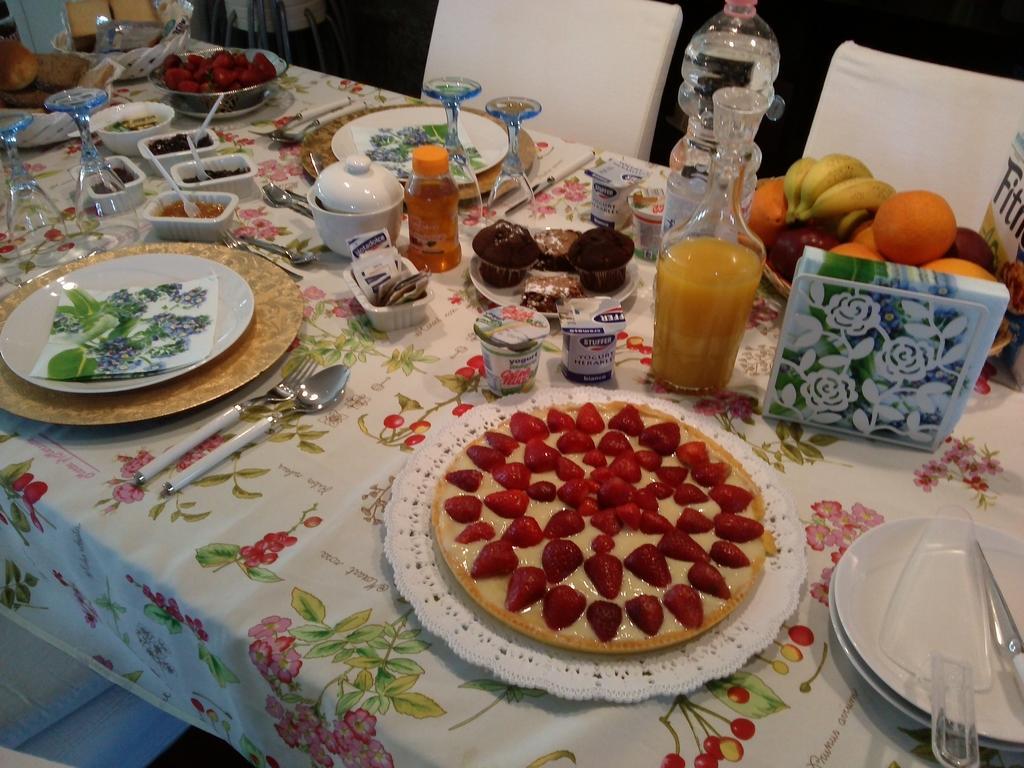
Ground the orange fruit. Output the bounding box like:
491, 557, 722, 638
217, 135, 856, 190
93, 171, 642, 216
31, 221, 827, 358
920, 257, 997, 281
830, 242, 883, 261
851, 221, 878, 253
747, 177, 787, 249
873, 190, 957, 266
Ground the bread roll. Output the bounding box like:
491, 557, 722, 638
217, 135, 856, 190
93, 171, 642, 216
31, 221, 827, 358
0, 40, 39, 91
66, 0, 112, 51
110, 0, 158, 22
35, 53, 91, 91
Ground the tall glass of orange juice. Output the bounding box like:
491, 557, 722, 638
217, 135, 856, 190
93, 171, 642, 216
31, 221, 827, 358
652, 237, 763, 391
651, 87, 769, 392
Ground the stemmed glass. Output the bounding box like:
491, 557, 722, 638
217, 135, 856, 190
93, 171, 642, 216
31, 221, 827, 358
45, 87, 138, 245
485, 97, 541, 212
422, 76, 484, 218
0, 113, 68, 269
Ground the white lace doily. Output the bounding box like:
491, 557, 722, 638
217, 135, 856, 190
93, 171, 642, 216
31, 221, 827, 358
383, 387, 806, 703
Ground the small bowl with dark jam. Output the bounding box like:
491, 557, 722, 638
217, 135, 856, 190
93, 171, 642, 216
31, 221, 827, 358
138, 129, 221, 176
170, 153, 258, 200
142, 191, 239, 243
85, 156, 145, 215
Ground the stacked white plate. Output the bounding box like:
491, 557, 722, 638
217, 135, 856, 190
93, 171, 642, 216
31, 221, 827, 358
829, 518, 1024, 750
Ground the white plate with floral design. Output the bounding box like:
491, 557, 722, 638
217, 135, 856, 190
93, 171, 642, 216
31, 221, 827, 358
0, 253, 254, 394
832, 517, 1024, 744
331, 106, 508, 181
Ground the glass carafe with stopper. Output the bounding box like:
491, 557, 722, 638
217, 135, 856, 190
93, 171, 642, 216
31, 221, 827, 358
652, 87, 768, 393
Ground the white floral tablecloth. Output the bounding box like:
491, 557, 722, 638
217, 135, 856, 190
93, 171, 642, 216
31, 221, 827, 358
0, 62, 1022, 768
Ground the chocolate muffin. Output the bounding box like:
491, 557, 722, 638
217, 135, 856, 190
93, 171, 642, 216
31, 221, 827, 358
533, 228, 581, 272
567, 227, 634, 292
472, 219, 541, 287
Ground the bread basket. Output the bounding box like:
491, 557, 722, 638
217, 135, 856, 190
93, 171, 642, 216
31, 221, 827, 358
0, 58, 123, 148
52, 0, 193, 82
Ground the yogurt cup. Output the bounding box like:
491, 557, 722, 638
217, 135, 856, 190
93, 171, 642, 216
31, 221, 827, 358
474, 306, 550, 396
629, 188, 665, 261
586, 158, 647, 229
558, 297, 627, 384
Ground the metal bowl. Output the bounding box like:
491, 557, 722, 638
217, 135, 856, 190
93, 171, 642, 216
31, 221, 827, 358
148, 48, 287, 118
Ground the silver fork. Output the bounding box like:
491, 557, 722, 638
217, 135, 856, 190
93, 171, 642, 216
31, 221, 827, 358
240, 235, 317, 265
132, 358, 316, 486
223, 233, 304, 278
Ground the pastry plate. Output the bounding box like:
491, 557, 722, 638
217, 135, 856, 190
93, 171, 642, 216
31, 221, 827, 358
384, 388, 806, 703
468, 256, 639, 319
0, 253, 254, 394
828, 586, 1024, 751
831, 518, 1024, 744
0, 243, 303, 425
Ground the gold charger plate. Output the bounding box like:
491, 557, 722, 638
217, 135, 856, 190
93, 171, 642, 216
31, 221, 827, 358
0, 243, 304, 426
301, 104, 537, 201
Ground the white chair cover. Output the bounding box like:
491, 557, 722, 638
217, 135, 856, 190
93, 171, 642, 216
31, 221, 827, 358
804, 41, 1024, 227
424, 0, 683, 160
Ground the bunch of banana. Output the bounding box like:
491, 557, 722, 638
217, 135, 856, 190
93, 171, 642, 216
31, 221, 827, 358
783, 154, 894, 224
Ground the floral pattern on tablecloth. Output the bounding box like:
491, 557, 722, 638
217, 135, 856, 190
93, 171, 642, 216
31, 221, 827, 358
0, 60, 1021, 768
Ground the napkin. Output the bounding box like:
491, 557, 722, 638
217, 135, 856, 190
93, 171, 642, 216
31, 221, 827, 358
30, 276, 219, 381
351, 122, 482, 181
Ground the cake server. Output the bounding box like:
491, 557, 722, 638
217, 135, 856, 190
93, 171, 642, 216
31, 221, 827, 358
975, 539, 1024, 697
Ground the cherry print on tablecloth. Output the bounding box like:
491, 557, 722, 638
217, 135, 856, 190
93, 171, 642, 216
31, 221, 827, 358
195, 503, 322, 582
357, 354, 490, 451
0, 456, 53, 545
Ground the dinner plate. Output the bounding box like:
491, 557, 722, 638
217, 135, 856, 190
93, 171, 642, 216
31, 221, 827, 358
330, 106, 508, 180
469, 256, 639, 319
828, 589, 1024, 751
0, 254, 254, 394
831, 518, 1024, 744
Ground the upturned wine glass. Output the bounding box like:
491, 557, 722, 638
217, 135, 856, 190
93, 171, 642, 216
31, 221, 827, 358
422, 76, 484, 218
485, 97, 541, 212
0, 113, 68, 268
45, 87, 138, 244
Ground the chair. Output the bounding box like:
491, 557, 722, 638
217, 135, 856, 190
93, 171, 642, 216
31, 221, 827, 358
804, 41, 1024, 227
207, 0, 352, 75
0, 614, 189, 768
423, 0, 682, 160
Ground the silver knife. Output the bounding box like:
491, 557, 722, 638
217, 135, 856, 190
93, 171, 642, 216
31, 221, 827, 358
505, 152, 596, 214
974, 540, 1024, 696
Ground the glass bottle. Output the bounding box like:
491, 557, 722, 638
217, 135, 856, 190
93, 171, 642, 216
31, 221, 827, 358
652, 87, 769, 393
405, 144, 461, 272
663, 0, 782, 234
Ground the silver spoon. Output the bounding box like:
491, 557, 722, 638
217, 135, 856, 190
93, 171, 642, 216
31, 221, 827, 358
262, 182, 313, 218
162, 364, 350, 495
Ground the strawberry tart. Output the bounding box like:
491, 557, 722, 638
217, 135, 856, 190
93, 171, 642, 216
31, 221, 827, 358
432, 401, 776, 653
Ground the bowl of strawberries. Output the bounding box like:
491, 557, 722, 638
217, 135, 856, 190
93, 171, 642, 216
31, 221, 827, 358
150, 48, 286, 118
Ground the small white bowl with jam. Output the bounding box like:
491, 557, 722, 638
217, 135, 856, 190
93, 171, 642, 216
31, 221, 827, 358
142, 191, 238, 242
170, 153, 258, 200
92, 102, 175, 157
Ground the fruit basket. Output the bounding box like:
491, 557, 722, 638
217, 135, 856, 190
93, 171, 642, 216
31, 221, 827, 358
52, 0, 193, 82
148, 48, 286, 118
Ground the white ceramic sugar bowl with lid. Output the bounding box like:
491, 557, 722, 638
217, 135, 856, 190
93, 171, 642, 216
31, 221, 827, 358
307, 154, 404, 258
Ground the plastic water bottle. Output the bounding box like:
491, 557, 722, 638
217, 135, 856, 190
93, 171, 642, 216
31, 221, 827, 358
663, 0, 782, 235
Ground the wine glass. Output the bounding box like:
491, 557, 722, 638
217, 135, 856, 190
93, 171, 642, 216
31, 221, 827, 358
485, 97, 541, 213
0, 113, 68, 270
422, 76, 484, 219
44, 87, 138, 245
